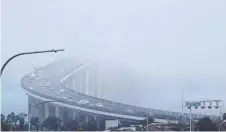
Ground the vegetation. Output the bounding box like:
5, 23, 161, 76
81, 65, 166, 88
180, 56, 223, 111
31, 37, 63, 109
30, 117, 40, 130
61, 118, 78, 131
39, 115, 98, 131
223, 113, 226, 120
42, 116, 61, 130
1, 112, 27, 131
194, 116, 217, 131
1, 112, 226, 131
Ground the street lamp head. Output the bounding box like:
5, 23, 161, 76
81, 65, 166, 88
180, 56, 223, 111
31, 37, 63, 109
56, 49, 65, 52
52, 49, 65, 53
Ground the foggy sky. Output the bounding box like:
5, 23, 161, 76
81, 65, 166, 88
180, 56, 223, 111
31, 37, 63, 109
1, 0, 226, 115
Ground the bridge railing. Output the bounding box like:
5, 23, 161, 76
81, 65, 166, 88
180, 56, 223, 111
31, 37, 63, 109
29, 61, 219, 121
60, 73, 220, 121
61, 75, 215, 120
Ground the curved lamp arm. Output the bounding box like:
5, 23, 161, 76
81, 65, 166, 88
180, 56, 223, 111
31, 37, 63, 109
1, 49, 65, 76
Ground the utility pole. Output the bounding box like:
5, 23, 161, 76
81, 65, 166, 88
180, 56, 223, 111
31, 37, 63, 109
147, 114, 148, 131
182, 88, 184, 113
189, 107, 192, 131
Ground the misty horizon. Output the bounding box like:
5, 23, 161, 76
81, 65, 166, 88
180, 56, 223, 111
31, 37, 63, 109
1, 0, 226, 116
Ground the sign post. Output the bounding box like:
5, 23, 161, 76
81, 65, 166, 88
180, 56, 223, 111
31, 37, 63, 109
183, 100, 224, 131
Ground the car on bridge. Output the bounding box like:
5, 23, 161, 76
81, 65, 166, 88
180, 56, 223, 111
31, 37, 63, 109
77, 100, 89, 104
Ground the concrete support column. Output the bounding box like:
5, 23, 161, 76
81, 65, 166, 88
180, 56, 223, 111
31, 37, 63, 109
94, 116, 100, 131
85, 68, 89, 95
28, 95, 33, 117
104, 82, 107, 100
97, 119, 100, 131
96, 68, 101, 98
62, 110, 69, 121
97, 77, 101, 98
85, 115, 89, 123
113, 88, 115, 102
93, 71, 95, 97
55, 105, 60, 118
80, 72, 84, 93
39, 104, 45, 123
73, 111, 76, 120
44, 103, 49, 119
73, 79, 76, 92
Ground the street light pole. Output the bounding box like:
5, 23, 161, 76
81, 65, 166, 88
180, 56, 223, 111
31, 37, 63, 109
189, 107, 192, 131
182, 88, 184, 113
28, 104, 31, 131
1, 49, 65, 76
219, 101, 225, 120
146, 113, 149, 131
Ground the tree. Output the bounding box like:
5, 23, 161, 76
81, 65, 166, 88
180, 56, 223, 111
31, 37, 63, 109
42, 116, 61, 131
30, 117, 39, 131
17, 113, 27, 130
1, 113, 28, 131
87, 121, 98, 131
1, 114, 5, 122
196, 117, 217, 131
18, 113, 27, 130
77, 116, 98, 131
1, 114, 10, 131
14, 115, 20, 125
6, 112, 19, 125
61, 118, 78, 131
1, 122, 10, 131
78, 121, 98, 131
6, 112, 13, 123
98, 119, 105, 131
223, 113, 226, 120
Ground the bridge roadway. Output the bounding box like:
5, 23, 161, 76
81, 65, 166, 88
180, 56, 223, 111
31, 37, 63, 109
21, 59, 217, 123
22, 59, 146, 121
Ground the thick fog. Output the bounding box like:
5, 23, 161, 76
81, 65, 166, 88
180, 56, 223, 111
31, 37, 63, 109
1, 0, 226, 115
